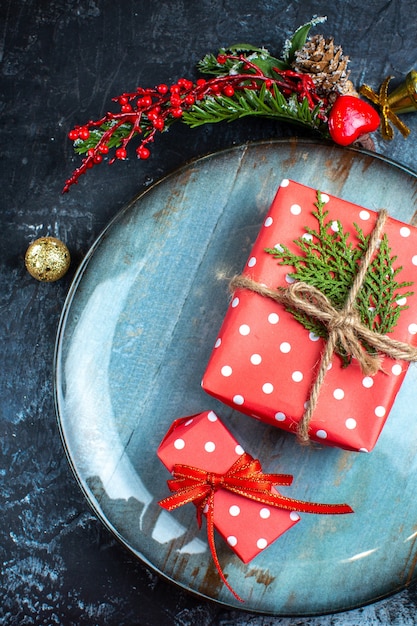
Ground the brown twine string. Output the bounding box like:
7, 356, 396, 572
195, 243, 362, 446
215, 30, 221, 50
230, 210, 417, 444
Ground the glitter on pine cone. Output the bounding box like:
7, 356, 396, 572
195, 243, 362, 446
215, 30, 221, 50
292, 34, 357, 102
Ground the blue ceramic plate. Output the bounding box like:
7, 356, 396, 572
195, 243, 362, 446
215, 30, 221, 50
55, 140, 417, 615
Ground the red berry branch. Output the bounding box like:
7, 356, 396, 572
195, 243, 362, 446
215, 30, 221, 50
64, 18, 384, 193
63, 59, 329, 193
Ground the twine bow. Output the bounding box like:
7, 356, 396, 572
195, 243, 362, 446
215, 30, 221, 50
159, 451, 353, 601
360, 76, 411, 139
230, 209, 417, 444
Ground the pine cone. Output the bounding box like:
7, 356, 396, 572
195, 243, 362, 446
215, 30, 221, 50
292, 34, 357, 101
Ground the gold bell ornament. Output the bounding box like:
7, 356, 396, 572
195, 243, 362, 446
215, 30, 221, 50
25, 236, 71, 282
387, 69, 417, 114
360, 69, 417, 140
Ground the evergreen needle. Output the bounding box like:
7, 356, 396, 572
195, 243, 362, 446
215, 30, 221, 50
265, 191, 414, 365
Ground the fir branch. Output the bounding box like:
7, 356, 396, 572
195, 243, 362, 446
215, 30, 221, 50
73, 122, 138, 154
197, 52, 234, 76
182, 84, 325, 131
197, 47, 289, 78
265, 192, 414, 365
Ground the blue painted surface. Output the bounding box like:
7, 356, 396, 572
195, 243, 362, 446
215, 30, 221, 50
56, 141, 417, 615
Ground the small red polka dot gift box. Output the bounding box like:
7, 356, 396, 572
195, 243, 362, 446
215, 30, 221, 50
201, 179, 417, 452
157, 410, 301, 565
157, 410, 352, 600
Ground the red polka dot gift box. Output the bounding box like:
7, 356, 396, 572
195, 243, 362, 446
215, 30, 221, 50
157, 410, 300, 565
157, 410, 352, 600
201, 179, 417, 452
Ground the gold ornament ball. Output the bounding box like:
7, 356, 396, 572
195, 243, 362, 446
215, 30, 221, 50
25, 237, 71, 282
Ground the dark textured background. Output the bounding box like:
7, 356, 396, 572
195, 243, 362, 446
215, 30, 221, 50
2, 1, 417, 624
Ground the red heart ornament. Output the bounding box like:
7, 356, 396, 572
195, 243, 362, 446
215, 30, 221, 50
328, 95, 380, 146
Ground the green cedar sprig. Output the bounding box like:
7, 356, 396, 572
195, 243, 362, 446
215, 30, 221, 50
265, 192, 414, 365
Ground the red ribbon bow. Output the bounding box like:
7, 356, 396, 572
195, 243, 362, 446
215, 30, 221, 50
159, 452, 353, 601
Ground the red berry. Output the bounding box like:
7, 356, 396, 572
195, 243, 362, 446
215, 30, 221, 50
184, 94, 195, 106
152, 117, 165, 130
119, 95, 129, 105
170, 107, 183, 118
121, 104, 132, 113
157, 83, 168, 94
170, 84, 180, 94
217, 54, 227, 64
223, 85, 235, 97
137, 146, 150, 159
178, 78, 193, 91
115, 147, 127, 159
138, 95, 152, 108
94, 154, 103, 163
99, 144, 109, 154
170, 94, 182, 107
196, 78, 206, 87
147, 107, 161, 121
79, 127, 90, 140
68, 129, 79, 141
